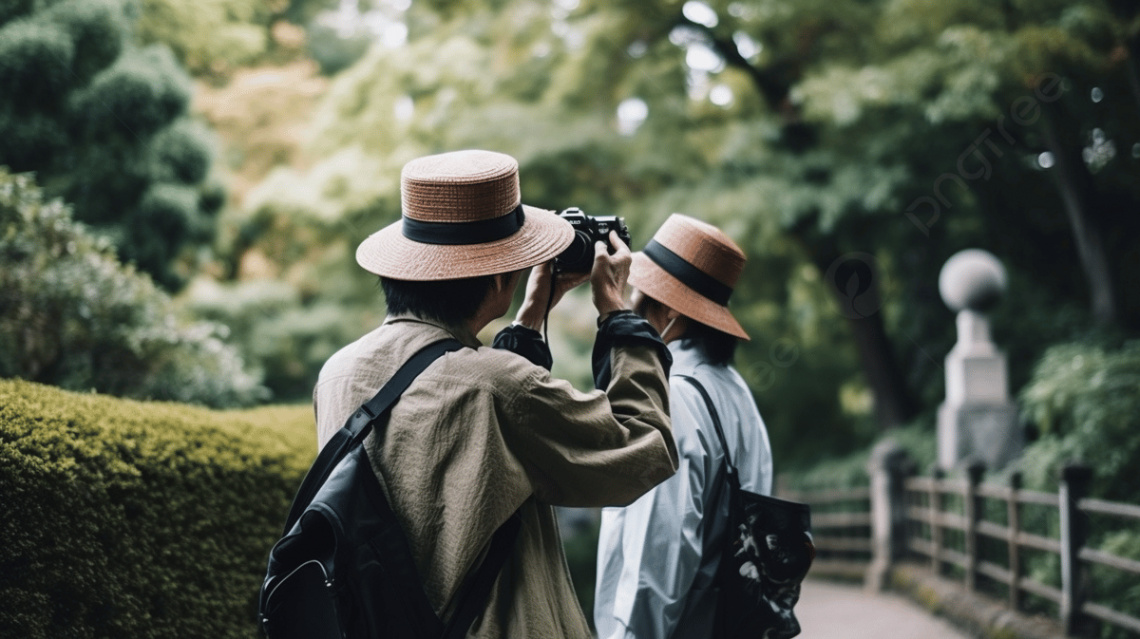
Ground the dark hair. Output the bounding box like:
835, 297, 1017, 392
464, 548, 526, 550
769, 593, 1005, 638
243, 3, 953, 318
380, 275, 496, 326
636, 293, 738, 366
679, 320, 738, 367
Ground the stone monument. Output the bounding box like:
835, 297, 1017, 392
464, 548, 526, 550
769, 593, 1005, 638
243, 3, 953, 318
937, 249, 1022, 471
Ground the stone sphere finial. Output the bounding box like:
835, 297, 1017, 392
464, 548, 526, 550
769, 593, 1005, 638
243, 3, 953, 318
939, 249, 1007, 313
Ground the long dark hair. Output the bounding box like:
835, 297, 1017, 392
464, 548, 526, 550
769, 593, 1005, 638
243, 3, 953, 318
679, 320, 738, 367
637, 294, 738, 366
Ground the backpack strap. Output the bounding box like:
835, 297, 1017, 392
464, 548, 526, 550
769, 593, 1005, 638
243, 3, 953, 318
283, 338, 464, 534
676, 374, 740, 491
283, 337, 521, 637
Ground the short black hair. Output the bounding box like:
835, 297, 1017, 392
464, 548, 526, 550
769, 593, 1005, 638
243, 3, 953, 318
679, 320, 738, 367
380, 275, 496, 326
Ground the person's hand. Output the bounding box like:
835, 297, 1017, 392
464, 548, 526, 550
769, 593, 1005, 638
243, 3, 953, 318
514, 261, 590, 331
591, 230, 631, 317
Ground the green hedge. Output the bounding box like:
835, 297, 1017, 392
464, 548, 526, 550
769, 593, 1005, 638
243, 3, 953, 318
0, 379, 313, 638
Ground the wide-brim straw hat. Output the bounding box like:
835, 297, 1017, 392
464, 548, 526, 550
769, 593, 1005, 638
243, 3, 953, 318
629, 213, 750, 340
356, 150, 574, 280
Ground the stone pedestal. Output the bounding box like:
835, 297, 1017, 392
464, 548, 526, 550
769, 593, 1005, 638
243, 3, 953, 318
938, 403, 1021, 471
936, 250, 1022, 471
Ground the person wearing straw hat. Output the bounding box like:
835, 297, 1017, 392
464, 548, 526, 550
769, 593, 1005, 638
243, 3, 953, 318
312, 150, 677, 638
594, 213, 774, 639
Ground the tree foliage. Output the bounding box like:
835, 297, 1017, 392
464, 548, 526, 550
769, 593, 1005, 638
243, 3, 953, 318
0, 0, 222, 290
136, 0, 275, 75
0, 169, 266, 407
220, 0, 1139, 463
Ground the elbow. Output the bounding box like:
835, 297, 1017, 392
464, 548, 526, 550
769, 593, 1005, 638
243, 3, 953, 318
611, 449, 677, 507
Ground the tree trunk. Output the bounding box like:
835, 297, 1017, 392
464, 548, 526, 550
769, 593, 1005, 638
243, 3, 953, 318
809, 247, 920, 428
846, 312, 920, 427
1039, 104, 1120, 326
701, 20, 920, 428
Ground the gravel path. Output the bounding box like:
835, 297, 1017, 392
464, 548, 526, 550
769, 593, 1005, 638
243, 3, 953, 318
796, 578, 974, 638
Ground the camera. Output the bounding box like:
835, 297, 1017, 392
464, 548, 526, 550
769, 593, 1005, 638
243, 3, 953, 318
554, 207, 632, 272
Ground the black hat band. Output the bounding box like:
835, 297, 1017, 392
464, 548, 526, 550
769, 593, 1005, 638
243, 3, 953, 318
401, 205, 525, 245
643, 239, 733, 305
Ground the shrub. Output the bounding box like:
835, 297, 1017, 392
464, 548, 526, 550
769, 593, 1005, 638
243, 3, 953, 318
1009, 339, 1140, 638
0, 169, 267, 407
778, 418, 937, 491
1017, 339, 1140, 501
185, 279, 376, 402
0, 379, 314, 638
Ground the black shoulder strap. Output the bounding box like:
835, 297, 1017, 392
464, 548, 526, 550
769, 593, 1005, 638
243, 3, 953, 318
284, 338, 464, 534
676, 374, 740, 488
285, 337, 521, 638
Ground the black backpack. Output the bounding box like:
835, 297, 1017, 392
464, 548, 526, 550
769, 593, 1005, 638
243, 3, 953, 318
259, 339, 521, 639
676, 375, 814, 639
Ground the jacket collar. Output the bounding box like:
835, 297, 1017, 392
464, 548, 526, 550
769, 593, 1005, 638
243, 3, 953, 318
382, 314, 483, 348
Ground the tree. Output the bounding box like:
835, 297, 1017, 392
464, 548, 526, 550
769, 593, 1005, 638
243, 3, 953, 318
231, 0, 1139, 444
0, 0, 223, 290
580, 0, 1140, 423
0, 169, 266, 407
225, 0, 871, 455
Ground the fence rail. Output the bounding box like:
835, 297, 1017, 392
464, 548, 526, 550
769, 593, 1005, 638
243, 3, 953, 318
779, 453, 1140, 638
778, 484, 871, 580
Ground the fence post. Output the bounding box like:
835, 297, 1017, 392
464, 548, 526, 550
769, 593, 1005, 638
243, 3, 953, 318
964, 461, 985, 592
866, 440, 913, 591
930, 466, 944, 576
1060, 464, 1092, 636
1008, 471, 1022, 611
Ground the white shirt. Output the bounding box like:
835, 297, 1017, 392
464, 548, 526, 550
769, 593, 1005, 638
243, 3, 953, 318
594, 340, 774, 639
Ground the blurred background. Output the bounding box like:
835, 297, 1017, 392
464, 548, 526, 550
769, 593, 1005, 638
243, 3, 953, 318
2, 0, 1139, 635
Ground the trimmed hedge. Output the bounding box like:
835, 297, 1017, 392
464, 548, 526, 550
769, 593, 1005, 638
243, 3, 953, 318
0, 379, 314, 638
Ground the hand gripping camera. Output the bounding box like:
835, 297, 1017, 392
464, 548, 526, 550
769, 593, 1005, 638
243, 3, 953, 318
554, 207, 632, 272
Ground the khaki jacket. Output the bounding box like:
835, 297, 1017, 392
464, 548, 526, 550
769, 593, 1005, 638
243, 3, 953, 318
313, 314, 676, 638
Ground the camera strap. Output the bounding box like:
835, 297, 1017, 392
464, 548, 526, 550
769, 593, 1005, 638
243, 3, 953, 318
543, 261, 560, 345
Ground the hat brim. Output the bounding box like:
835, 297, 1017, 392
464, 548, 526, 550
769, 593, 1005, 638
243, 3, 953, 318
357, 205, 575, 280
629, 252, 750, 340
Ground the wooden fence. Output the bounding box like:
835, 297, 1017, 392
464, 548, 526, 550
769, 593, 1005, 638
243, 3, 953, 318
780, 447, 1140, 637
777, 484, 872, 580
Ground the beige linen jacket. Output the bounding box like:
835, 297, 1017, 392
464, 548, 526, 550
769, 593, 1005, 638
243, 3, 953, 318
313, 315, 676, 638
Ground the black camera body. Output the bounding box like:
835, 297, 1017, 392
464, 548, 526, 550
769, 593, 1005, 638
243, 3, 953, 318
555, 207, 632, 272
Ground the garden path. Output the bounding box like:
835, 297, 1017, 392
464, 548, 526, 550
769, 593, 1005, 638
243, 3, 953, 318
796, 578, 973, 638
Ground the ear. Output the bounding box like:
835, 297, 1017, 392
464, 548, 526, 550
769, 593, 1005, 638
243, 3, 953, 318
492, 273, 506, 292
664, 306, 682, 322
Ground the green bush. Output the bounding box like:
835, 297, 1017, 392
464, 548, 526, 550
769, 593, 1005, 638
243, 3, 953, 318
1014, 339, 1140, 638
0, 379, 314, 638
778, 418, 937, 491
0, 169, 267, 407
1017, 339, 1140, 501
185, 279, 376, 402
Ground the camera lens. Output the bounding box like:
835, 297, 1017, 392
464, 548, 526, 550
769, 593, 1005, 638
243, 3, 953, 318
558, 231, 594, 270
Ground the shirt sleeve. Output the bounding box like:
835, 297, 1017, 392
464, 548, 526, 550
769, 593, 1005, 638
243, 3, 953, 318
595, 378, 712, 638
491, 323, 553, 370
499, 313, 678, 508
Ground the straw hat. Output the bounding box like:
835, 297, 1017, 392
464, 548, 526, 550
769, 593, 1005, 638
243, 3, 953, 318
356, 150, 574, 280
629, 214, 750, 340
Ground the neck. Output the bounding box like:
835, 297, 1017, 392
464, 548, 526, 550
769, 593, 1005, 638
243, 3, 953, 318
389, 312, 482, 346
465, 314, 491, 340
